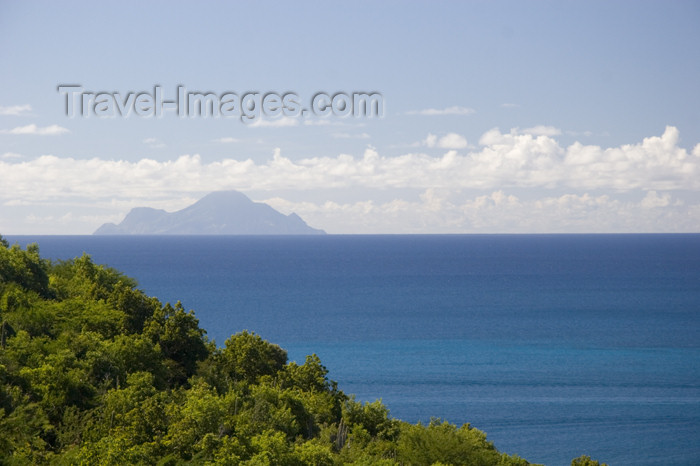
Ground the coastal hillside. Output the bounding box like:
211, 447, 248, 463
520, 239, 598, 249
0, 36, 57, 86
0, 237, 608, 465
94, 191, 325, 235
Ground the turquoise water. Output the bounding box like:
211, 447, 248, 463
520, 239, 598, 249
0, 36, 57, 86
8, 234, 700, 465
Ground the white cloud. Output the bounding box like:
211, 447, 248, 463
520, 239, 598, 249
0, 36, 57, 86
0, 124, 69, 135
213, 137, 240, 143
640, 190, 671, 208
1, 126, 698, 234
143, 137, 166, 148
1, 152, 22, 159
248, 116, 299, 128
303, 119, 366, 128
0, 104, 32, 116
563, 126, 695, 190
303, 119, 339, 126
1, 127, 697, 201
331, 132, 371, 139
522, 125, 561, 137
304, 119, 331, 126
407, 106, 475, 116
500, 103, 519, 109
423, 132, 468, 149
264, 189, 700, 234
437, 133, 468, 149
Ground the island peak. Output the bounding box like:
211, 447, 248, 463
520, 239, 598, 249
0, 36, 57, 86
94, 191, 325, 235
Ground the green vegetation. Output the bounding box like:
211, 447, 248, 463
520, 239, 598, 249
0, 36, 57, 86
0, 237, 604, 465
570, 456, 608, 466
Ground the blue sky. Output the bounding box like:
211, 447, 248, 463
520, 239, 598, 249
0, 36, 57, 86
1, 0, 699, 233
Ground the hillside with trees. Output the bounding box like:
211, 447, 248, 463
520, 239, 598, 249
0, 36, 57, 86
0, 237, 605, 465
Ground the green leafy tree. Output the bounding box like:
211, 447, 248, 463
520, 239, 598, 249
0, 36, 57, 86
0, 241, 50, 296
218, 330, 287, 385
144, 301, 209, 386
571, 454, 609, 466
49, 253, 135, 302
396, 419, 501, 466
164, 380, 226, 460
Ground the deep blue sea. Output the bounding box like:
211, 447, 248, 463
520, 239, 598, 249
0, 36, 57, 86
7, 234, 700, 466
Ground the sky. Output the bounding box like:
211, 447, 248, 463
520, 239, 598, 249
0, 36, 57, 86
1, 0, 699, 234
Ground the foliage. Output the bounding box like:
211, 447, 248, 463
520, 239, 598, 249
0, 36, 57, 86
0, 236, 597, 464
571, 455, 609, 466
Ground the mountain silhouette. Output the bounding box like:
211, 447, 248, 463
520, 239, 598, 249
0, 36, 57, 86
94, 191, 325, 235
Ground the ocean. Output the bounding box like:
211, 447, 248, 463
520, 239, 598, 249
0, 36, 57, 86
6, 234, 700, 465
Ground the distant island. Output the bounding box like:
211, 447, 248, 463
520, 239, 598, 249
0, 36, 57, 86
94, 190, 325, 235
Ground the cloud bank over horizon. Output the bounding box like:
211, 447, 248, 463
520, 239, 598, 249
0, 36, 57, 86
1, 126, 699, 234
